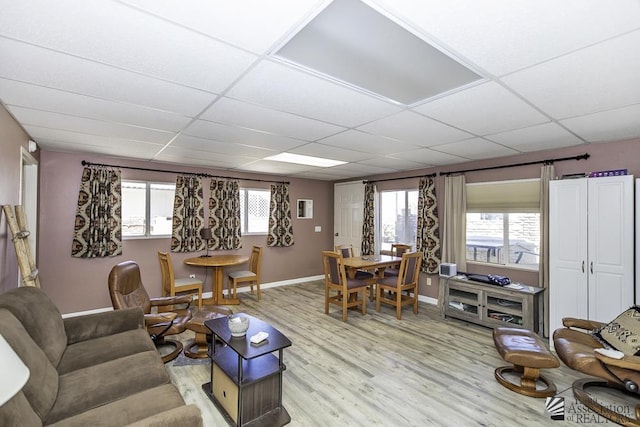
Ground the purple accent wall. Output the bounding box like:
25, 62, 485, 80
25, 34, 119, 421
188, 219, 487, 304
38, 151, 335, 313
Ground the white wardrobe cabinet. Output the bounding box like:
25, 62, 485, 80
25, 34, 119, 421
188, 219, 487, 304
549, 175, 634, 342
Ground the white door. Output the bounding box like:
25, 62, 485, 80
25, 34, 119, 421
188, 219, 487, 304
587, 175, 634, 323
334, 181, 365, 256
20, 148, 38, 263
549, 178, 588, 340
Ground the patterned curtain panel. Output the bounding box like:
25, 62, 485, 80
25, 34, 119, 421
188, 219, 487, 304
71, 166, 122, 258
267, 183, 294, 247
209, 179, 242, 250
361, 183, 376, 255
416, 176, 441, 273
171, 175, 205, 252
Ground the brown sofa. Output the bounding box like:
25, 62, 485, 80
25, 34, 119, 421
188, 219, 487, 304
0, 286, 202, 427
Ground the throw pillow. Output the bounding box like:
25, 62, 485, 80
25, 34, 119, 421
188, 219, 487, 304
594, 306, 640, 356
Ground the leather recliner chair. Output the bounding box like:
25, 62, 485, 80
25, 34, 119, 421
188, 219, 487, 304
553, 317, 640, 425
108, 260, 193, 363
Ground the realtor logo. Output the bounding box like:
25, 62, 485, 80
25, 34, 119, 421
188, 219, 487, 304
546, 396, 565, 420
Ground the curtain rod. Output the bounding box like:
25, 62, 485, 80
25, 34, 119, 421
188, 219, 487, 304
81, 160, 289, 184
363, 172, 437, 184
439, 153, 590, 176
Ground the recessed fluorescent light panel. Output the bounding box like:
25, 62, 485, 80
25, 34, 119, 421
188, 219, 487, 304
265, 153, 347, 167
273, 0, 483, 106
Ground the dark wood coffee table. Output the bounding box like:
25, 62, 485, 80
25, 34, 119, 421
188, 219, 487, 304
203, 314, 292, 427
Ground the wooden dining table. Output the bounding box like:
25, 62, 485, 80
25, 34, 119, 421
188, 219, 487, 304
184, 254, 249, 305
341, 254, 402, 279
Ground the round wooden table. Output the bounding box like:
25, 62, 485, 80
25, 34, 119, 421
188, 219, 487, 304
184, 255, 249, 305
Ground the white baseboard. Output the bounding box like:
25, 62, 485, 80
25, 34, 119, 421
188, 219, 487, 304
62, 275, 325, 318
63, 276, 439, 317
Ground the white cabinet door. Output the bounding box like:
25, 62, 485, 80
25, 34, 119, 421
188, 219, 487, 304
549, 175, 634, 343
587, 176, 634, 323
549, 179, 588, 337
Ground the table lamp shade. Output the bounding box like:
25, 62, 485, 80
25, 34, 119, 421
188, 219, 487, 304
200, 228, 213, 241
0, 333, 30, 407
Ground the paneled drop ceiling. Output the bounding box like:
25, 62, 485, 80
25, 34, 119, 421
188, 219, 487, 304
1, 0, 639, 181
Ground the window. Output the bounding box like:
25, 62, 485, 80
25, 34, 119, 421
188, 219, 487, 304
122, 181, 175, 237
240, 188, 270, 234
379, 190, 418, 252
466, 179, 540, 270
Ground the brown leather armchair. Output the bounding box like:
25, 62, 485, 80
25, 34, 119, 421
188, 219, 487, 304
554, 317, 640, 425
108, 260, 193, 363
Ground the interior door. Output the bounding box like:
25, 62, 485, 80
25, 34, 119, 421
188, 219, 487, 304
20, 148, 38, 263
334, 181, 365, 256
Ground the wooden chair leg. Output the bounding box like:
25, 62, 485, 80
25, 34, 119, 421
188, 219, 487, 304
396, 289, 402, 320
256, 282, 261, 301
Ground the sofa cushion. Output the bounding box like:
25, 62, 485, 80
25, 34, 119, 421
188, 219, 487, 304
0, 391, 43, 427
46, 384, 194, 427
0, 287, 67, 366
0, 310, 59, 421
57, 328, 156, 375
45, 350, 170, 425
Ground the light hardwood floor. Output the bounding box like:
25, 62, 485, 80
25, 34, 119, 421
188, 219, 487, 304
166, 280, 631, 426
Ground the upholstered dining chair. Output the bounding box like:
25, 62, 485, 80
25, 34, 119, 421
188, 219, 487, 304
375, 251, 422, 320
158, 251, 203, 309
108, 260, 193, 363
553, 313, 640, 425
384, 243, 413, 277
228, 245, 263, 301
335, 244, 376, 299
322, 250, 370, 322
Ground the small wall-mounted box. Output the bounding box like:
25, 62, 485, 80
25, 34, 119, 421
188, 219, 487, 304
439, 263, 457, 277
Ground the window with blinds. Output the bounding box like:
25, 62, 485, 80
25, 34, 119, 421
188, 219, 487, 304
466, 179, 540, 270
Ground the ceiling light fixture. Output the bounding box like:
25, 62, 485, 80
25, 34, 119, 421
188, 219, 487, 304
264, 153, 347, 167
272, 0, 483, 106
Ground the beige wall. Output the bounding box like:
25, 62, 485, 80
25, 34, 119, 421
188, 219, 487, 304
38, 150, 335, 313
0, 105, 33, 294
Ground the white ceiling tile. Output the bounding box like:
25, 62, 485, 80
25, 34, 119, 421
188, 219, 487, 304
0, 78, 192, 132
293, 169, 355, 180
357, 156, 428, 171
171, 134, 275, 158
0, 38, 215, 116
0, 1, 257, 93
485, 122, 585, 152
328, 162, 397, 176
414, 82, 549, 135
561, 104, 640, 143
227, 60, 402, 127
26, 126, 164, 158
9, 106, 175, 143
288, 142, 374, 163
390, 147, 468, 166
120, 0, 326, 54
156, 147, 256, 168
237, 160, 321, 175
200, 97, 345, 140
375, 0, 640, 75
319, 130, 420, 154
183, 120, 307, 152
504, 30, 640, 119
432, 138, 519, 160
358, 110, 472, 146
